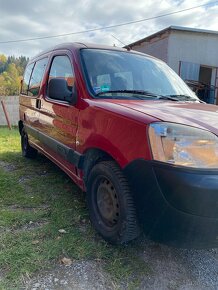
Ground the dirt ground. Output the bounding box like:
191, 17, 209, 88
25, 239, 218, 290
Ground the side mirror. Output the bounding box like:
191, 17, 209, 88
48, 78, 77, 105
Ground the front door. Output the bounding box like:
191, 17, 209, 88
38, 51, 79, 178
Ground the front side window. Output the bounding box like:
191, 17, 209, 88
29, 58, 48, 96
48, 55, 75, 97
21, 63, 34, 95
81, 49, 198, 101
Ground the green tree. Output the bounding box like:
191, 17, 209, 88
0, 54, 28, 96
0, 74, 6, 95
0, 54, 7, 74
1, 64, 20, 95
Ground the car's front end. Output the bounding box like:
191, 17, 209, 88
124, 121, 218, 248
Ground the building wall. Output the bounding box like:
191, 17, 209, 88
131, 33, 169, 63
131, 29, 218, 77
167, 31, 218, 75
130, 29, 218, 104
0, 96, 19, 126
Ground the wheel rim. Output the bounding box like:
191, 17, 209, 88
96, 178, 120, 227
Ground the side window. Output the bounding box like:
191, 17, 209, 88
48, 55, 75, 96
28, 58, 48, 96
21, 63, 34, 95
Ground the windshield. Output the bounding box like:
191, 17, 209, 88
81, 49, 198, 100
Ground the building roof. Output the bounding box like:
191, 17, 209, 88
127, 26, 218, 48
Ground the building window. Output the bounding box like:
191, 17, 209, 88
180, 61, 216, 104
180, 61, 200, 81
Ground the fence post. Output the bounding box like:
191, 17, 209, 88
1, 100, 12, 130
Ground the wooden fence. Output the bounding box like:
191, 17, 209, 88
0, 96, 19, 126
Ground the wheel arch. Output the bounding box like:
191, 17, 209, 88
82, 148, 115, 185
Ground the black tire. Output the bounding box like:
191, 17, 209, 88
21, 128, 37, 158
87, 161, 140, 244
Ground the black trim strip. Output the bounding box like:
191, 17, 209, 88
126, 158, 218, 174
25, 125, 84, 169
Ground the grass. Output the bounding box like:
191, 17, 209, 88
0, 127, 151, 289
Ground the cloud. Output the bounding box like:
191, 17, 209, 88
0, 0, 218, 57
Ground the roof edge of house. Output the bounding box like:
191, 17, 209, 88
126, 26, 218, 48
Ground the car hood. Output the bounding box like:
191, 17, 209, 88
106, 100, 218, 135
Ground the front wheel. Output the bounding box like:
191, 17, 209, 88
87, 161, 140, 244
21, 129, 37, 158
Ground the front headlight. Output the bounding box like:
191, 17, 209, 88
148, 122, 218, 168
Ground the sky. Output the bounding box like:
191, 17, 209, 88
0, 0, 218, 58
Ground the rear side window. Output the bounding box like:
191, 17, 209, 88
28, 58, 48, 96
21, 63, 34, 95
48, 55, 75, 95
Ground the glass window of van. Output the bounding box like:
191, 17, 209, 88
21, 63, 34, 95
48, 55, 75, 95
81, 49, 197, 100
28, 58, 48, 97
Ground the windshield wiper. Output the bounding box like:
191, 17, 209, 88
95, 90, 160, 99
95, 90, 199, 102
158, 94, 198, 102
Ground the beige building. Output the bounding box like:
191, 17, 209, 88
127, 26, 218, 104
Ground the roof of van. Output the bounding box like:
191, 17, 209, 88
30, 42, 130, 60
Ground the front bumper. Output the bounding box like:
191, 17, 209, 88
124, 160, 218, 248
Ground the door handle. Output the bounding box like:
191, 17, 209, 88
36, 99, 41, 109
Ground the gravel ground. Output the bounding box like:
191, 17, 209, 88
25, 261, 117, 290
25, 239, 218, 290
140, 240, 218, 289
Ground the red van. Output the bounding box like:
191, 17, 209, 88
19, 43, 218, 248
